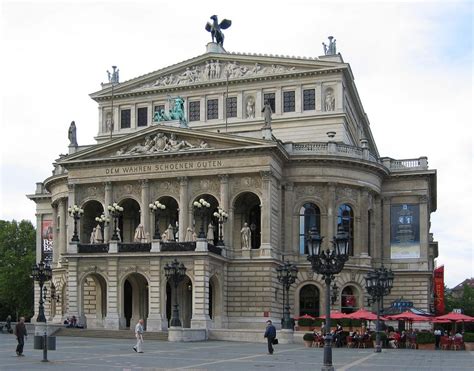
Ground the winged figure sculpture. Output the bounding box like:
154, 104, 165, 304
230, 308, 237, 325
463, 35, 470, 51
205, 15, 232, 47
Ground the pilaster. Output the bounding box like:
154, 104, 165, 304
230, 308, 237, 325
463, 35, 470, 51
52, 204, 59, 265
419, 195, 429, 260
191, 258, 212, 329
178, 177, 189, 241
325, 183, 336, 249
104, 182, 112, 242
140, 179, 150, 236
219, 174, 230, 247
67, 183, 76, 244
260, 170, 273, 252
382, 196, 391, 261
105, 258, 120, 329
58, 198, 67, 260
283, 182, 294, 255
67, 258, 79, 317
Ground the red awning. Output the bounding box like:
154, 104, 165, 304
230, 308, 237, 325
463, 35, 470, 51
386, 310, 431, 322
435, 312, 474, 322
295, 314, 316, 321
347, 308, 385, 321
319, 310, 350, 320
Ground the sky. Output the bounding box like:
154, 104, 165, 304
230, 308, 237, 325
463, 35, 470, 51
0, 0, 472, 287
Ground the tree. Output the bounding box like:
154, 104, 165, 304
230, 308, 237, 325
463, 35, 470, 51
0, 220, 36, 321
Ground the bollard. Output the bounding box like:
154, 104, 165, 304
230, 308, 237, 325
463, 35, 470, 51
42, 332, 48, 362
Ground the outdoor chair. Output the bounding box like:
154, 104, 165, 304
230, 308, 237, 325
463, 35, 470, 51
407, 336, 417, 349
346, 336, 354, 348
313, 336, 323, 348
440, 336, 451, 350
452, 338, 463, 351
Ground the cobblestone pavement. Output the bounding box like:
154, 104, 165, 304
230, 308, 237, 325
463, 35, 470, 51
0, 335, 473, 370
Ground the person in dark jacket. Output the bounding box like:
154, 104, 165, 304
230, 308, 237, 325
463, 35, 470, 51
264, 320, 277, 354
14, 317, 27, 356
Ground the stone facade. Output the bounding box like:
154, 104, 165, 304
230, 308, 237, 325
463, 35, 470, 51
28, 43, 438, 332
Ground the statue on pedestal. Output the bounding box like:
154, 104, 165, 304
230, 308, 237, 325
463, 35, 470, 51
262, 100, 272, 128
205, 15, 232, 47
68, 121, 77, 146
240, 222, 251, 249
207, 223, 215, 245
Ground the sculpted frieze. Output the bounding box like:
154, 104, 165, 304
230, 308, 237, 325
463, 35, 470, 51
294, 184, 325, 199
134, 61, 299, 90
336, 186, 358, 202
150, 180, 180, 200
230, 176, 262, 195
114, 132, 211, 157
113, 182, 141, 200
76, 185, 105, 206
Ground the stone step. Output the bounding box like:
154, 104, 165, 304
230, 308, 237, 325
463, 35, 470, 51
54, 328, 168, 340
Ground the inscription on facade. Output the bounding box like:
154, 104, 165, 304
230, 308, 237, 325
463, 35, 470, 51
105, 160, 224, 175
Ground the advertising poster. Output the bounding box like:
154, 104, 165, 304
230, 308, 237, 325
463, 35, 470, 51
42, 220, 53, 264
433, 266, 445, 315
390, 204, 420, 259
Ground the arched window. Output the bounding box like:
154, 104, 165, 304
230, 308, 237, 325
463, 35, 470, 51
299, 284, 320, 317
337, 204, 354, 256
341, 286, 359, 314
299, 203, 320, 255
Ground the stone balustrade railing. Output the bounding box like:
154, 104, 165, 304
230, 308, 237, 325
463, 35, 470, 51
380, 157, 428, 171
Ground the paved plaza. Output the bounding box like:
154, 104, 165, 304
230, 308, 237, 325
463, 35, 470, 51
0, 334, 473, 371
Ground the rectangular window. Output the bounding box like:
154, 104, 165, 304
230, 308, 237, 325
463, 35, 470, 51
226, 97, 237, 118
189, 101, 200, 122
263, 93, 275, 112
154, 104, 165, 113
137, 107, 148, 127
207, 99, 218, 120
283, 91, 295, 112
303, 89, 315, 111
120, 109, 131, 129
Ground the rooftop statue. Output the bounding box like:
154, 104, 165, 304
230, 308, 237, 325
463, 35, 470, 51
205, 15, 232, 47
107, 65, 120, 84
153, 96, 188, 128
68, 121, 77, 146
322, 36, 337, 55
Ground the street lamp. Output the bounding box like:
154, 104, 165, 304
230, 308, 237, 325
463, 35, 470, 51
107, 203, 124, 241
31, 261, 53, 322
149, 200, 166, 240
95, 214, 110, 243
276, 260, 298, 330
365, 265, 394, 353
68, 204, 84, 242
164, 258, 187, 327
213, 207, 228, 246
306, 226, 349, 371
193, 198, 210, 238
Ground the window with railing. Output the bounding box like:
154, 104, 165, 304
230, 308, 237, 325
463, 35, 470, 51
226, 97, 237, 118
207, 99, 218, 120
189, 101, 200, 122
303, 89, 315, 110
283, 91, 295, 112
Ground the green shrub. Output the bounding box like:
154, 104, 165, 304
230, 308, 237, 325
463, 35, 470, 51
303, 333, 315, 341
297, 318, 314, 327
416, 332, 435, 344
463, 332, 474, 342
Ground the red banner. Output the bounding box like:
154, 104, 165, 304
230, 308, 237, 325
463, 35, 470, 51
433, 266, 445, 315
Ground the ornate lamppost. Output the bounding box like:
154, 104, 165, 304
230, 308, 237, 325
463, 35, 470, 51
276, 260, 298, 330
68, 204, 84, 242
164, 259, 187, 327
31, 261, 53, 322
193, 198, 210, 238
365, 265, 394, 353
213, 207, 228, 246
306, 226, 349, 371
95, 214, 110, 242
330, 283, 339, 305
149, 200, 166, 240
107, 203, 124, 241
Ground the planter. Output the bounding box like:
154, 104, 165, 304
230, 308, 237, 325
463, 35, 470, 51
464, 342, 474, 351
304, 340, 313, 348
417, 343, 435, 350
298, 326, 313, 332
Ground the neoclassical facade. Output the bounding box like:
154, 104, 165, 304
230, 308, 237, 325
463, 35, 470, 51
28, 41, 438, 332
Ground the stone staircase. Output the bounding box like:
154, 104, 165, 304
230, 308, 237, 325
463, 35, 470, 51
54, 328, 168, 341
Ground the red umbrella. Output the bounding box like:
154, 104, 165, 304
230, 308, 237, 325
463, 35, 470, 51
435, 312, 474, 322
319, 310, 350, 320
386, 310, 431, 322
295, 314, 316, 321
431, 318, 451, 324
347, 308, 382, 321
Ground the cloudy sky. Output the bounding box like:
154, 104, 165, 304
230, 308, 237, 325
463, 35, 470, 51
0, 0, 472, 287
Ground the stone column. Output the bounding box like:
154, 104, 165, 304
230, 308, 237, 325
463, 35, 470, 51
373, 195, 382, 260
382, 196, 391, 261
52, 204, 59, 265
147, 259, 166, 330
359, 189, 369, 257
325, 183, 336, 249
104, 182, 112, 242
283, 182, 294, 255
140, 179, 150, 235
419, 195, 429, 260
191, 258, 212, 329
260, 171, 273, 251
219, 174, 229, 246
58, 198, 67, 260
105, 258, 121, 329
178, 177, 188, 242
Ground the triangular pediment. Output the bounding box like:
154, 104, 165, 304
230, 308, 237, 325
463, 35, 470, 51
59, 125, 276, 165
91, 52, 346, 99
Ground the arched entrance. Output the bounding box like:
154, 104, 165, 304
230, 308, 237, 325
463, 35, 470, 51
299, 284, 320, 317
81, 273, 107, 328
193, 194, 219, 244
119, 199, 141, 242
341, 285, 359, 314
233, 192, 261, 249
155, 196, 179, 240
166, 276, 193, 328
122, 273, 148, 329
81, 200, 104, 243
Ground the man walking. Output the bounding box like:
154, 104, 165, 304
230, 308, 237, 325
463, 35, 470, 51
133, 319, 144, 353
14, 317, 27, 356
264, 320, 276, 355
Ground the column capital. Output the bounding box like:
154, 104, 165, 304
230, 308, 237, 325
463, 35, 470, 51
382, 196, 391, 203
67, 183, 75, 191
178, 176, 188, 186
327, 182, 337, 190
140, 179, 149, 187
260, 170, 273, 181
283, 182, 294, 191
419, 195, 429, 203
218, 174, 229, 183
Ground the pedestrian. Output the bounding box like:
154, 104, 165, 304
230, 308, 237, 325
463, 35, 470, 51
133, 319, 144, 353
5, 315, 12, 333
14, 317, 27, 356
263, 320, 276, 355
434, 328, 442, 349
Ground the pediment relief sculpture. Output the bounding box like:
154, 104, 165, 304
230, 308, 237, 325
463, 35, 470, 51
114, 132, 212, 156
135, 61, 299, 90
